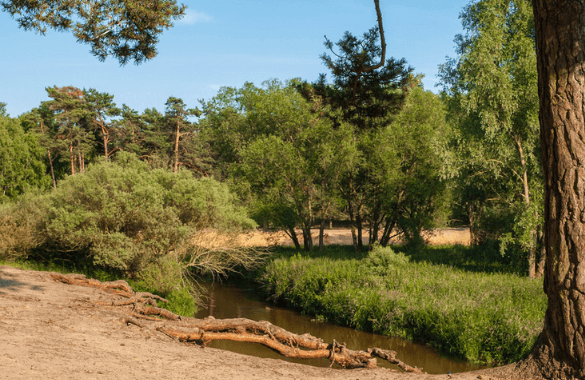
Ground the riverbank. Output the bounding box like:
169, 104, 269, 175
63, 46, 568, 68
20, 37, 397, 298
0, 265, 531, 380
257, 245, 546, 365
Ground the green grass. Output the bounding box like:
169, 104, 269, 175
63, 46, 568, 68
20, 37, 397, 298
256, 245, 546, 364
395, 244, 526, 275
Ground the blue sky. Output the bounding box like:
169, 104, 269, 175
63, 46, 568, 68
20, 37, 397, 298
0, 0, 469, 117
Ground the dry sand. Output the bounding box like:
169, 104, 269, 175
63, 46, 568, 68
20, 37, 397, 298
0, 264, 529, 380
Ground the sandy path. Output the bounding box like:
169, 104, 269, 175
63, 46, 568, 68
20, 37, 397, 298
0, 265, 525, 380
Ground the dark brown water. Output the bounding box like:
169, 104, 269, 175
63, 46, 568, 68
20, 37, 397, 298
195, 281, 487, 374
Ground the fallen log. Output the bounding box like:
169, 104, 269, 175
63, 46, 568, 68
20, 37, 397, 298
51, 272, 424, 373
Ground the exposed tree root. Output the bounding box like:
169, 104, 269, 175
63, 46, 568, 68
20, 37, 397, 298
51, 273, 423, 373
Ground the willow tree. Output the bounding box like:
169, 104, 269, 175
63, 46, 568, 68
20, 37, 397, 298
439, 0, 543, 277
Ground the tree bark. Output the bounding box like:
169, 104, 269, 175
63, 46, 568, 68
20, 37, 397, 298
174, 117, 180, 173
69, 143, 76, 176
101, 123, 109, 162
302, 225, 313, 252
530, 0, 585, 377
318, 219, 325, 251
286, 227, 302, 251
47, 149, 57, 189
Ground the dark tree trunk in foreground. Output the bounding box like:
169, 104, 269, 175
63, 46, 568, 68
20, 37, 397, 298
287, 227, 302, 251
531, 0, 585, 377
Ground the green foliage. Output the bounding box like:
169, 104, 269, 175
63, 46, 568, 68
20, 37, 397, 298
83, 88, 121, 162
42, 151, 255, 277
39, 86, 96, 176
395, 244, 523, 275
162, 287, 197, 317
27, 88, 212, 180
375, 87, 452, 246
293, 15, 449, 251
1, 0, 186, 64
0, 151, 260, 307
439, 0, 542, 273
163, 97, 202, 173
0, 115, 50, 199
0, 192, 50, 260
202, 80, 356, 250
259, 245, 545, 364
311, 24, 413, 130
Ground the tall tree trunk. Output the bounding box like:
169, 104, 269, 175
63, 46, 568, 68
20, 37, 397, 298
47, 150, 56, 189
530, 1, 585, 376
517, 138, 538, 278
69, 143, 75, 176
356, 213, 363, 252
368, 203, 381, 251
319, 219, 325, 251
102, 125, 109, 162
537, 243, 546, 278
380, 216, 397, 247
78, 151, 85, 174
174, 118, 180, 173
302, 225, 313, 252
286, 227, 301, 251
347, 199, 359, 252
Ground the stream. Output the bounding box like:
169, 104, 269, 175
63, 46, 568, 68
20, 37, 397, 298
194, 281, 487, 374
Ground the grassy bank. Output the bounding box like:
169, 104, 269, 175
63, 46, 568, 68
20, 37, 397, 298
257, 245, 546, 364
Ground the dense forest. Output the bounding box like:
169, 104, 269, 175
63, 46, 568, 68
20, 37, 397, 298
0, 0, 541, 275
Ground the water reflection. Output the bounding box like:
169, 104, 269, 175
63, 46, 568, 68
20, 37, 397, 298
195, 281, 486, 374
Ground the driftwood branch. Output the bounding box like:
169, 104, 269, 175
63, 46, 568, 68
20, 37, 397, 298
51, 273, 424, 373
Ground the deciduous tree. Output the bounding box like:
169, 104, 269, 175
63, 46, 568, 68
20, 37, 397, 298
296, 0, 416, 250
0, 114, 50, 199
439, 0, 543, 276
202, 80, 356, 251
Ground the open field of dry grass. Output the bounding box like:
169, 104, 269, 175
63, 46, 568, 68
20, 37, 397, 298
236, 227, 471, 247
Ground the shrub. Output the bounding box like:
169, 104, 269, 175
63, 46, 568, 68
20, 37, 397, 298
0, 192, 49, 260
0, 152, 261, 302
42, 152, 256, 278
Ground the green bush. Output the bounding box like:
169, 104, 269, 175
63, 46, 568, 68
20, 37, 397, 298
258, 245, 545, 364
2, 152, 260, 303
0, 192, 50, 260
42, 152, 256, 278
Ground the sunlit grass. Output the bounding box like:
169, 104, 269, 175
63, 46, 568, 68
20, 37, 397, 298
258, 245, 545, 364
